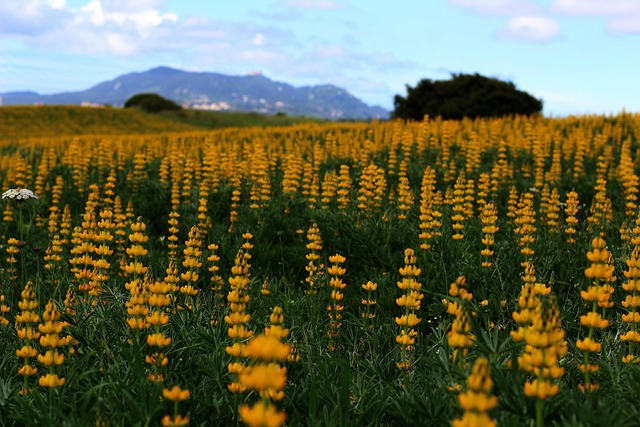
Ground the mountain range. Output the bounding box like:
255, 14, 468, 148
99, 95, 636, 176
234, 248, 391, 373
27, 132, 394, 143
0, 66, 389, 120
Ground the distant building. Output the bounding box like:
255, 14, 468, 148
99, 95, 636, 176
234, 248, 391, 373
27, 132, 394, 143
190, 101, 231, 111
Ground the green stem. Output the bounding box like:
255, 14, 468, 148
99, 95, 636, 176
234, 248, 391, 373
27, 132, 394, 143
49, 384, 54, 421
23, 351, 29, 394
18, 203, 24, 243
35, 253, 41, 301
20, 250, 26, 297
630, 302, 637, 358
364, 290, 371, 324
152, 324, 160, 382
233, 391, 240, 427
583, 350, 591, 388
536, 397, 543, 427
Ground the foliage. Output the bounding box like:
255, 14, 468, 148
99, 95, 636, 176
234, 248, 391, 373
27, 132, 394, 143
124, 93, 183, 113
392, 73, 543, 120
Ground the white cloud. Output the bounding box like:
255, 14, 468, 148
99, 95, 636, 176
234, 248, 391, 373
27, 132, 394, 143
448, 0, 538, 16
449, 0, 561, 42
47, 0, 66, 9
109, 9, 178, 28
238, 49, 289, 65
0, 0, 178, 38
551, 0, 640, 32
100, 0, 164, 12
314, 44, 349, 58
279, 0, 346, 10
77, 0, 177, 36
551, 0, 640, 16
104, 33, 138, 56
79, 0, 104, 26
0, 0, 190, 56
0, 0, 73, 35
252, 33, 266, 46
281, 45, 417, 101
296, 44, 416, 75
609, 15, 640, 32
498, 15, 562, 42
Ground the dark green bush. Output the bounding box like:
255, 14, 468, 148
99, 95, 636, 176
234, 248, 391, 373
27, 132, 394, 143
124, 93, 182, 113
392, 73, 542, 120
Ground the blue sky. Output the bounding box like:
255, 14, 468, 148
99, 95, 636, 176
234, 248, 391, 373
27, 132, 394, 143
1, 0, 639, 116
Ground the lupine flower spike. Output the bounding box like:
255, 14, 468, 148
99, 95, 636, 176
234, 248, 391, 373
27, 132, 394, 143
38, 300, 66, 388
622, 245, 640, 363
0, 295, 10, 326
226, 249, 253, 395
447, 276, 474, 367
361, 281, 378, 327
396, 248, 423, 372
480, 203, 499, 268
180, 225, 203, 310
578, 236, 614, 392
16, 281, 40, 394
305, 223, 323, 295
239, 306, 290, 427
327, 254, 346, 352
452, 357, 498, 427
146, 278, 172, 383
162, 385, 190, 426
519, 295, 566, 427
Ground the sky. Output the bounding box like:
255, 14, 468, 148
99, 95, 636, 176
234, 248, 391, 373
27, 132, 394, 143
1, 0, 639, 116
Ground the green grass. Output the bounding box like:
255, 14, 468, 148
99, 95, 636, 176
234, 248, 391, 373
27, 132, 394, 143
159, 108, 321, 129
0, 105, 319, 141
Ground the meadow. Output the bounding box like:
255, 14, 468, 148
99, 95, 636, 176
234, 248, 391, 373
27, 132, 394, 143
0, 105, 319, 142
1, 111, 640, 426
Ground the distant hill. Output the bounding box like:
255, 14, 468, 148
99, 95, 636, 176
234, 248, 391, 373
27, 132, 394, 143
0, 66, 389, 120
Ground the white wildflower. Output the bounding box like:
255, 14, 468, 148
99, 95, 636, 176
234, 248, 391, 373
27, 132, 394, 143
2, 188, 38, 200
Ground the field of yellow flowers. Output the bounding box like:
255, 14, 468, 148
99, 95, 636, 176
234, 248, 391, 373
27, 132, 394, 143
1, 114, 640, 426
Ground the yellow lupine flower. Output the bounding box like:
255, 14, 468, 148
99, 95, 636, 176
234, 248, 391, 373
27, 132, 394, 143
576, 338, 601, 353
244, 335, 291, 361
147, 333, 172, 347
16, 345, 38, 358
163, 385, 190, 401
239, 363, 287, 392
37, 349, 65, 366
38, 373, 66, 388
239, 401, 286, 427
579, 312, 610, 329
453, 357, 497, 427
523, 379, 558, 400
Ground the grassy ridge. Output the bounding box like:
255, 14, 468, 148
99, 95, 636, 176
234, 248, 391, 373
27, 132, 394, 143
160, 108, 320, 129
0, 105, 318, 141
0, 106, 203, 140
